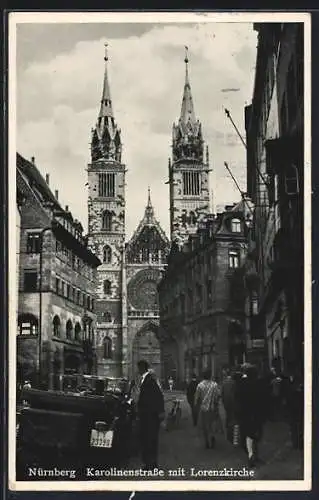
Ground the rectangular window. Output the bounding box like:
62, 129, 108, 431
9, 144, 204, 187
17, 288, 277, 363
19, 322, 38, 336
24, 271, 38, 292
67, 284, 71, 299
55, 277, 60, 294
76, 290, 80, 304
182, 171, 200, 196
251, 296, 259, 316
26, 233, 41, 253
98, 173, 115, 197
229, 250, 240, 269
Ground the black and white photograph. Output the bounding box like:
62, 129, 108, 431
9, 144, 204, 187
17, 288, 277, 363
8, 11, 311, 491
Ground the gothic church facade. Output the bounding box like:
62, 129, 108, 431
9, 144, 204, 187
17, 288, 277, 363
87, 47, 210, 379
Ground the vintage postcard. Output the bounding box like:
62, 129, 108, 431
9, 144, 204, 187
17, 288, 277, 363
8, 11, 311, 492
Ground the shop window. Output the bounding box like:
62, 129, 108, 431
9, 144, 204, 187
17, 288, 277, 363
18, 314, 38, 336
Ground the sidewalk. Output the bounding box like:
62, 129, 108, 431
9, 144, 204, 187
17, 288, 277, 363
162, 391, 303, 480
253, 420, 303, 480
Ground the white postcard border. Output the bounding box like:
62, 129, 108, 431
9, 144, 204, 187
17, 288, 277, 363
8, 10, 312, 492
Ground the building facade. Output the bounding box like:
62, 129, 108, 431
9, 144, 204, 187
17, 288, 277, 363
244, 23, 304, 375
169, 50, 211, 246
158, 203, 248, 384
87, 47, 170, 380
17, 154, 100, 389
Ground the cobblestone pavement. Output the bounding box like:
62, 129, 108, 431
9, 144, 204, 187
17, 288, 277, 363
130, 391, 304, 481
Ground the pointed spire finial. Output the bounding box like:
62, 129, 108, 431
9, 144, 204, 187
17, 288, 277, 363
99, 43, 113, 120
104, 43, 109, 61
179, 46, 196, 125
147, 186, 151, 207
184, 45, 189, 64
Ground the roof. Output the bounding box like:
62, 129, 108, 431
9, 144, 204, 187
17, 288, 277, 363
127, 188, 170, 248
17, 153, 61, 210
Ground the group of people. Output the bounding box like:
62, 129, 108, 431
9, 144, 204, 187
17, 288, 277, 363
186, 364, 304, 468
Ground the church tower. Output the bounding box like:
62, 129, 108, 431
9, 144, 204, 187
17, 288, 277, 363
169, 48, 211, 245
87, 45, 126, 377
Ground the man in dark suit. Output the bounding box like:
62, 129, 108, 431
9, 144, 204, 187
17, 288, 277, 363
137, 360, 165, 469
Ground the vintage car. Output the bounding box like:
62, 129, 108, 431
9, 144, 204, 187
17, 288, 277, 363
16, 375, 136, 480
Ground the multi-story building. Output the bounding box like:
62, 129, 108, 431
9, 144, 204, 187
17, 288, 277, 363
169, 50, 211, 246
158, 203, 248, 384
244, 23, 304, 374
87, 47, 170, 379
17, 154, 100, 389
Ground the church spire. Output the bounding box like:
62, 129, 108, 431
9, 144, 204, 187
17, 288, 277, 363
99, 44, 113, 120
91, 45, 122, 163
172, 47, 203, 163
180, 46, 196, 126
145, 186, 154, 223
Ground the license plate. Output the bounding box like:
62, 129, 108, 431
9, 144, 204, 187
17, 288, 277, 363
90, 429, 114, 448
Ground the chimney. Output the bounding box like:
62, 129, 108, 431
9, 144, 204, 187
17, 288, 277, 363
31, 156, 35, 164
45, 174, 50, 185
55, 190, 59, 200
65, 205, 69, 212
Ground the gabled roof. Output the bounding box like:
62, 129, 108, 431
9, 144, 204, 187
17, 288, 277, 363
17, 153, 61, 210
127, 188, 170, 248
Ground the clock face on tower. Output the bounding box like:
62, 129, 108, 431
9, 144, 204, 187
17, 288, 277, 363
128, 269, 162, 310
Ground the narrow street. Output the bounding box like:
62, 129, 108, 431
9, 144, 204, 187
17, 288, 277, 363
130, 391, 303, 481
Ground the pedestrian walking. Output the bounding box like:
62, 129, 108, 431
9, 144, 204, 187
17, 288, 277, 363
237, 364, 265, 468
168, 376, 174, 392
194, 369, 221, 449
186, 374, 199, 426
137, 360, 165, 469
221, 369, 236, 442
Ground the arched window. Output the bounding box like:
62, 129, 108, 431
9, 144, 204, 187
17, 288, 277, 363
18, 314, 38, 336
102, 211, 112, 231
74, 322, 82, 342
103, 245, 112, 263
103, 279, 111, 295
66, 319, 73, 340
53, 315, 61, 337
181, 212, 187, 226
231, 218, 241, 233
103, 337, 112, 359
189, 211, 196, 225
103, 312, 112, 323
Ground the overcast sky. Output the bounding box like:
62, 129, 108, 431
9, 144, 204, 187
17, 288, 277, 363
16, 20, 258, 239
